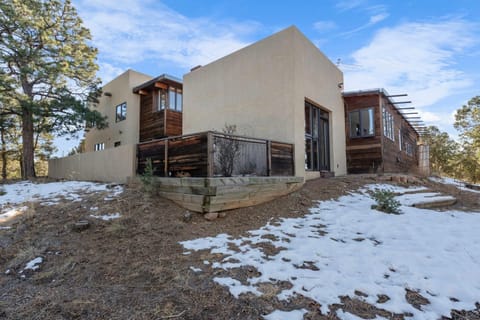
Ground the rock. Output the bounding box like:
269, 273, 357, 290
204, 212, 219, 221
70, 220, 90, 232
218, 212, 227, 218
183, 211, 193, 222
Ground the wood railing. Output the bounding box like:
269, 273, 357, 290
137, 131, 294, 177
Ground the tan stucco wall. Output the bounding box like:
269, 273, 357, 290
183, 26, 346, 178
48, 144, 136, 183
84, 69, 152, 152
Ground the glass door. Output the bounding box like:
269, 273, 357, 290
305, 101, 330, 171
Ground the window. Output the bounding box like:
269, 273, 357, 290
168, 88, 183, 111
383, 107, 395, 141
349, 108, 374, 137
115, 102, 127, 122
114, 141, 121, 147
405, 143, 414, 156
305, 101, 330, 171
398, 129, 402, 150
94, 143, 104, 151
157, 89, 167, 111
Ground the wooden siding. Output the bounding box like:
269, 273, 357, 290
165, 110, 183, 137
137, 132, 295, 177
344, 94, 383, 173
344, 92, 420, 174
139, 93, 165, 142
138, 85, 183, 142
271, 142, 294, 176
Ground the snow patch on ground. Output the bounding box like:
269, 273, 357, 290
24, 257, 43, 271
0, 181, 124, 224
181, 184, 480, 319
90, 213, 121, 221
263, 309, 307, 320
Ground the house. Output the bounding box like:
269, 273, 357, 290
182, 25, 347, 179
343, 89, 425, 174
84, 69, 153, 152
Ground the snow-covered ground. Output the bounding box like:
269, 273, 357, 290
181, 184, 480, 320
0, 181, 123, 223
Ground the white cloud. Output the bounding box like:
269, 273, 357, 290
73, 0, 260, 74
313, 20, 337, 33
335, 0, 366, 11
97, 63, 128, 84
343, 19, 477, 109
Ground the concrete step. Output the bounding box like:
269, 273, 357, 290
411, 196, 457, 209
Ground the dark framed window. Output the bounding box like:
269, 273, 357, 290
305, 101, 330, 171
168, 88, 183, 111
94, 143, 104, 151
157, 89, 167, 111
349, 108, 374, 137
115, 102, 127, 122
114, 141, 121, 147
383, 106, 395, 141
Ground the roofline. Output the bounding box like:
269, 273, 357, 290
343, 88, 423, 137
132, 73, 182, 93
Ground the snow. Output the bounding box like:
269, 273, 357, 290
90, 212, 121, 221
181, 184, 480, 319
430, 176, 480, 194
189, 266, 202, 272
24, 257, 43, 271
263, 309, 307, 320
0, 181, 124, 224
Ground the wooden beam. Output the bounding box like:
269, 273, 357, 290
164, 139, 169, 177
137, 89, 148, 96
155, 82, 168, 90
267, 140, 272, 176
346, 143, 382, 151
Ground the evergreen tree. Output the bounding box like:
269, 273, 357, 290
0, 0, 107, 179
422, 126, 459, 176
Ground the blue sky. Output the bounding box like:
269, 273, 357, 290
57, 0, 479, 155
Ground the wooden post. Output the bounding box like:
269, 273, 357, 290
267, 140, 272, 176
207, 132, 214, 177
164, 139, 169, 177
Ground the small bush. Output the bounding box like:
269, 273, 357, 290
370, 189, 401, 214
140, 158, 156, 195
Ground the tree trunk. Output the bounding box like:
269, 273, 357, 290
21, 107, 36, 179
1, 126, 7, 180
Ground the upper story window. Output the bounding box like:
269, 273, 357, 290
168, 88, 183, 111
349, 108, 374, 137
115, 102, 127, 122
94, 143, 105, 151
156, 87, 182, 112
383, 107, 395, 141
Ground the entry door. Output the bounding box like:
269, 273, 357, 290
305, 101, 330, 171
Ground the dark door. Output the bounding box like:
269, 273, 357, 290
305, 101, 330, 171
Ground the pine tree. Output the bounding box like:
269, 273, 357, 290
0, 0, 107, 179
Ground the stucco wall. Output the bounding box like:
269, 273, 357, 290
48, 144, 137, 183
183, 26, 346, 178
84, 69, 152, 152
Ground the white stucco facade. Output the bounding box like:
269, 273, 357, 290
84, 69, 152, 152
183, 26, 347, 178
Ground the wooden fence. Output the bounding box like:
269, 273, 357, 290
137, 131, 294, 177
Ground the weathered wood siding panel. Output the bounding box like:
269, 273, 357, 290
166, 111, 183, 137
271, 142, 294, 176
139, 93, 165, 142
137, 139, 166, 176
167, 134, 208, 177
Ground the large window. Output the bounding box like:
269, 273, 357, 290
349, 108, 374, 137
305, 101, 330, 171
383, 107, 395, 141
115, 102, 127, 122
168, 88, 183, 111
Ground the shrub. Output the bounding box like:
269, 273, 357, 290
370, 189, 401, 214
140, 158, 156, 195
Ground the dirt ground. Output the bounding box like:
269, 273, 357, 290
0, 174, 479, 320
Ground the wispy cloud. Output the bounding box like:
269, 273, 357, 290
340, 5, 389, 37
335, 0, 366, 11
343, 19, 477, 110
73, 0, 260, 82
313, 20, 337, 33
